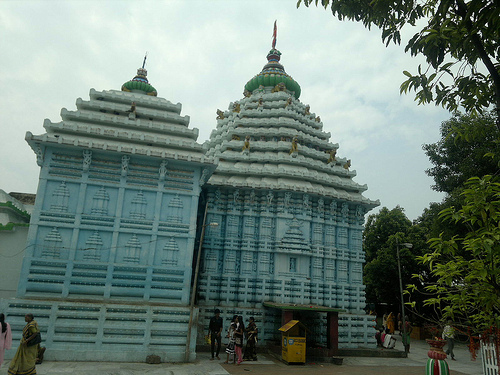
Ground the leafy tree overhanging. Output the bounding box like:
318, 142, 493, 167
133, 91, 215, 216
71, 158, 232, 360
297, 0, 500, 128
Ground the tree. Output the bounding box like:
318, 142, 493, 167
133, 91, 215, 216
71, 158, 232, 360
423, 111, 500, 194
297, 0, 500, 127
363, 206, 411, 263
417, 176, 500, 332
363, 207, 414, 305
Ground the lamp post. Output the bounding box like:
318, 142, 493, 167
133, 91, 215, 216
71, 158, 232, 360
396, 239, 412, 354
184, 201, 218, 362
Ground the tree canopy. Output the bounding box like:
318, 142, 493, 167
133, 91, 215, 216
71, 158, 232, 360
297, 0, 500, 127
423, 111, 500, 194
417, 176, 500, 331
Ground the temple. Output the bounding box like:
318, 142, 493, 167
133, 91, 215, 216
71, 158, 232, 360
0, 28, 379, 362
199, 42, 379, 350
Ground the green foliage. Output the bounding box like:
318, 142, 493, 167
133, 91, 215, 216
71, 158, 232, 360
297, 0, 500, 125
363, 207, 420, 306
363, 206, 411, 263
423, 111, 500, 194
418, 176, 500, 331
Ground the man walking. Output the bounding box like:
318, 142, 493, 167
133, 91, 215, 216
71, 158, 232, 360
208, 309, 223, 360
442, 320, 456, 360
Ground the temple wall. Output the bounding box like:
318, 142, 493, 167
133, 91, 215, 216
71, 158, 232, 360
17, 147, 202, 304
197, 187, 375, 347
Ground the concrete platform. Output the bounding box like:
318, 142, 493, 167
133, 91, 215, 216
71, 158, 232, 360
0, 338, 483, 375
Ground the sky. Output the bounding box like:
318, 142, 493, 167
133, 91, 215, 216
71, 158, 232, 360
0, 0, 451, 221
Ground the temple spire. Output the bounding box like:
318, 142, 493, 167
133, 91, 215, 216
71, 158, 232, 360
142, 52, 148, 69
272, 20, 277, 49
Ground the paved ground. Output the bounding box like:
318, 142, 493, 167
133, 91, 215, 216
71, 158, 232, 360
0, 338, 484, 375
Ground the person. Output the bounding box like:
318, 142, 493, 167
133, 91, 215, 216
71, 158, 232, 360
224, 315, 237, 364
8, 313, 40, 375
442, 320, 456, 360
402, 316, 412, 353
382, 328, 396, 349
243, 317, 258, 361
234, 316, 244, 365
375, 327, 384, 347
397, 313, 403, 334
0, 314, 12, 368
208, 309, 223, 360
387, 312, 395, 334
382, 313, 388, 331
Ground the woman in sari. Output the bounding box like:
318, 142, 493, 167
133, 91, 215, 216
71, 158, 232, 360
0, 313, 12, 368
243, 317, 258, 361
386, 312, 395, 334
8, 313, 40, 375
234, 316, 244, 365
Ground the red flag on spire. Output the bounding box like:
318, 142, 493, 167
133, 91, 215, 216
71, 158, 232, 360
272, 20, 277, 49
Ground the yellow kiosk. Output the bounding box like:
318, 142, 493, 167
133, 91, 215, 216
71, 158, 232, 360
279, 320, 307, 364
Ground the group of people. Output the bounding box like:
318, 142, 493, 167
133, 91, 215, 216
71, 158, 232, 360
208, 309, 258, 365
375, 312, 412, 352
1, 313, 45, 375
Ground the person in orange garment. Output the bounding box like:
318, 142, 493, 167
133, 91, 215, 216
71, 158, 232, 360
387, 312, 396, 334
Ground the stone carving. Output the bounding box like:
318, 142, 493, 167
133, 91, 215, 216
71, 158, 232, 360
162, 237, 179, 266
289, 136, 298, 156
42, 227, 63, 258
341, 203, 349, 222
231, 134, 240, 141
126, 101, 136, 114
356, 205, 365, 224
199, 168, 210, 186
271, 82, 286, 93
266, 191, 274, 205
121, 155, 130, 176
284, 192, 292, 208
84, 231, 103, 261
130, 191, 147, 220
249, 190, 256, 204
318, 198, 324, 211
216, 109, 225, 119
304, 105, 310, 115
327, 149, 336, 164
285, 96, 292, 107
343, 159, 351, 170
233, 190, 240, 204
51, 181, 70, 213
35, 144, 44, 166
124, 234, 141, 263
242, 135, 250, 154
258, 98, 263, 106
257, 85, 265, 93
232, 102, 241, 113
315, 116, 321, 123
303, 194, 310, 209
83, 150, 92, 171
91, 186, 110, 216
159, 160, 168, 181
243, 89, 251, 98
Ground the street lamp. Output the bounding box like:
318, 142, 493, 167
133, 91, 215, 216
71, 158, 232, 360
185, 201, 218, 362
396, 239, 412, 354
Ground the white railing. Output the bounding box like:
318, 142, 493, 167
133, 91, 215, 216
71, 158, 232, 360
481, 341, 498, 375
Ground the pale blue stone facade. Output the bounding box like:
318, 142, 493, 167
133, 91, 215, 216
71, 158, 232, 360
198, 49, 379, 348
2, 80, 216, 362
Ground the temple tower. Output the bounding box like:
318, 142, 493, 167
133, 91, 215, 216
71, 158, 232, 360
2, 66, 216, 362
198, 37, 379, 348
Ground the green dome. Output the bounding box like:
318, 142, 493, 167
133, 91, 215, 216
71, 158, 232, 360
244, 49, 301, 99
121, 68, 157, 96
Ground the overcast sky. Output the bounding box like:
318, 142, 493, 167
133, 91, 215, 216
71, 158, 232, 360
0, 0, 451, 221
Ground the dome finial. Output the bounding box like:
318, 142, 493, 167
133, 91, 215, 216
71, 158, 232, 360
121, 55, 157, 96
272, 20, 277, 49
